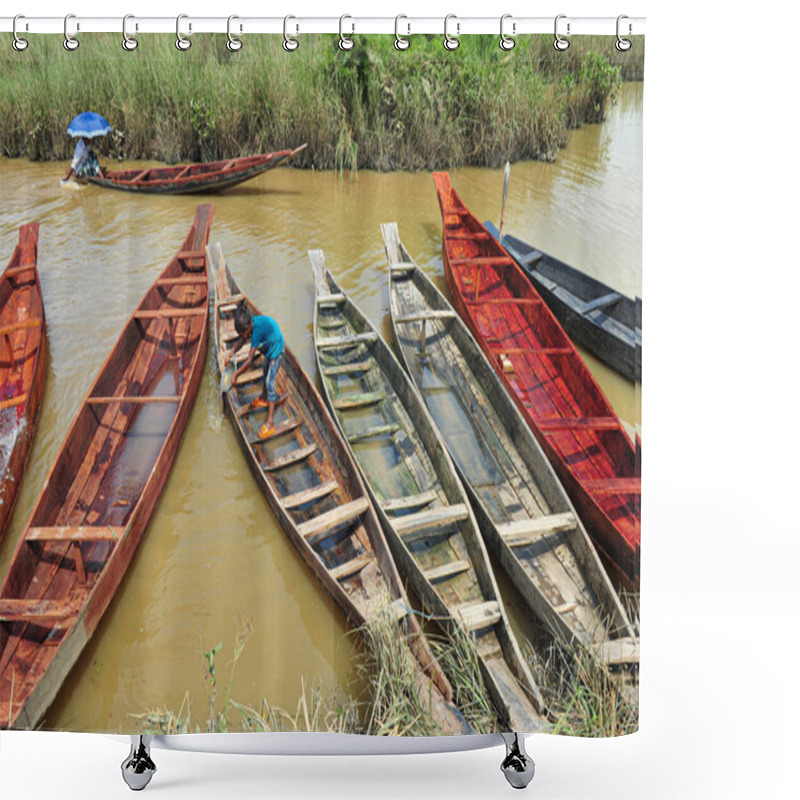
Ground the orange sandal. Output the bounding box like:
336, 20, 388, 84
249, 396, 269, 411
258, 424, 276, 440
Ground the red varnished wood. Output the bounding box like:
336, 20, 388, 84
0, 223, 47, 541
433, 172, 640, 591
0, 205, 213, 729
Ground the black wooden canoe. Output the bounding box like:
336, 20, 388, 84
484, 221, 642, 382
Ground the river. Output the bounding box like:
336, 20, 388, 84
0, 82, 643, 732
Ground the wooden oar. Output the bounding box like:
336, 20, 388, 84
498, 161, 511, 244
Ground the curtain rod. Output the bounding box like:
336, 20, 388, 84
1, 16, 646, 38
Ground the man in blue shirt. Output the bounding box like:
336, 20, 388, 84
226, 302, 287, 439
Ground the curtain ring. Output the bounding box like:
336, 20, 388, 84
499, 14, 515, 51
63, 14, 79, 51
554, 14, 570, 51
443, 14, 460, 51
227, 15, 243, 52
122, 14, 138, 51
176, 14, 192, 51
616, 15, 632, 52
12, 15, 29, 52
394, 15, 410, 51
283, 16, 299, 52
339, 15, 354, 50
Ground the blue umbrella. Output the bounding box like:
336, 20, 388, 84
67, 111, 112, 139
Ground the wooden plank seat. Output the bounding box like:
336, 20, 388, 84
0, 319, 42, 336
280, 480, 339, 510
423, 559, 471, 583
444, 231, 490, 240
234, 368, 264, 386
134, 308, 205, 319
316, 332, 378, 350
321, 360, 372, 376
176, 250, 206, 262
451, 256, 514, 267
332, 392, 385, 410
296, 497, 370, 541
394, 310, 456, 324
317, 317, 347, 330
393, 503, 469, 541
347, 423, 400, 443
216, 294, 245, 312
330, 552, 374, 582
592, 635, 640, 666
247, 417, 303, 444
496, 513, 576, 547
584, 478, 642, 496
490, 346, 572, 356
262, 443, 317, 471
381, 489, 438, 513
316, 293, 346, 307
465, 298, 542, 306
388, 262, 417, 274
520, 250, 544, 267
26, 526, 123, 543
0, 599, 80, 626
156, 277, 208, 287
4, 263, 37, 277
456, 600, 502, 632
538, 416, 621, 432
582, 292, 622, 314
86, 396, 180, 405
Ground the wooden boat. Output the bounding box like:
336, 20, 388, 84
483, 221, 642, 382
309, 250, 546, 732
0, 205, 214, 730
207, 244, 468, 736
382, 224, 638, 670
0, 223, 47, 540
433, 173, 640, 592
86, 145, 307, 195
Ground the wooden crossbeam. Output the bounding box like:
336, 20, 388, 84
347, 423, 400, 443
489, 347, 572, 356
262, 443, 317, 471
297, 497, 370, 540
423, 559, 471, 583
321, 360, 372, 376
4, 263, 37, 277
176, 250, 206, 262
444, 232, 490, 240
0, 598, 79, 626
381, 489, 438, 513
465, 298, 541, 306
456, 600, 502, 632
280, 480, 339, 510
156, 277, 208, 287
216, 294, 245, 312
394, 310, 456, 324
393, 504, 468, 540
26, 526, 123, 543
496, 513, 576, 547
451, 256, 514, 267
582, 292, 622, 314
584, 478, 641, 496
592, 636, 640, 666
0, 319, 42, 336
538, 417, 620, 432
86, 396, 180, 405
134, 308, 205, 319
332, 392, 385, 411
246, 417, 303, 444
330, 552, 374, 582
316, 332, 377, 349
316, 293, 346, 307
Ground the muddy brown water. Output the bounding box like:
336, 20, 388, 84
0, 83, 642, 732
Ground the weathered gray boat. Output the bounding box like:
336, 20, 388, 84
309, 249, 546, 732
483, 221, 642, 383
207, 243, 469, 736
382, 223, 638, 667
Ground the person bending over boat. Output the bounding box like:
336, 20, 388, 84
62, 137, 104, 181
226, 301, 287, 439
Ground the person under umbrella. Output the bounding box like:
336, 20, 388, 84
62, 111, 111, 181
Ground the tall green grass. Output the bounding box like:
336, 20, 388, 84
0, 34, 642, 170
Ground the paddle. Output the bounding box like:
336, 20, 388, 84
498, 161, 511, 244
220, 361, 236, 393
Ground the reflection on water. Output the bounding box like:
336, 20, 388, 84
0, 84, 642, 732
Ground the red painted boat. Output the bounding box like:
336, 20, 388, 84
86, 145, 306, 195
433, 173, 640, 591
0, 205, 213, 729
0, 223, 47, 540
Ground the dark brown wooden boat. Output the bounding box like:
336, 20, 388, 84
0, 205, 214, 730
207, 243, 468, 735
383, 224, 638, 669
433, 173, 640, 592
86, 145, 307, 195
483, 221, 642, 382
0, 223, 47, 541
309, 249, 546, 731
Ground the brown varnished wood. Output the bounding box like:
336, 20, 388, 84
432, 173, 640, 592
0, 205, 213, 730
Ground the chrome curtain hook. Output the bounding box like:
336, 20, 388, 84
554, 14, 570, 51
499, 14, 515, 51
176, 14, 192, 51
283, 15, 299, 51
63, 14, 79, 51
122, 14, 138, 51
12, 14, 29, 51
227, 15, 243, 52
616, 15, 632, 51
339, 15, 354, 50
443, 14, 460, 51
394, 15, 410, 51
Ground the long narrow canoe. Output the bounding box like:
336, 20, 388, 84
86, 145, 307, 195
383, 224, 638, 670
483, 221, 642, 383
0, 205, 214, 730
207, 244, 468, 736
433, 173, 640, 592
0, 223, 47, 540
309, 250, 546, 732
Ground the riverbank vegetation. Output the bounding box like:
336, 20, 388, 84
135, 613, 637, 738
0, 34, 643, 171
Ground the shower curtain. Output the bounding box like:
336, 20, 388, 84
0, 30, 642, 742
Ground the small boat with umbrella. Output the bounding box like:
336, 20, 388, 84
63, 111, 112, 182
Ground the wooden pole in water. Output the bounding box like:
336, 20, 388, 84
498, 161, 511, 243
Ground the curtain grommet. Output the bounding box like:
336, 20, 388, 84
443, 14, 460, 51
122, 14, 138, 51
283, 15, 299, 51
338, 15, 354, 51
394, 15, 410, 51
63, 14, 80, 51
554, 14, 570, 51
616, 15, 632, 51
12, 14, 29, 51
175, 14, 192, 51
227, 15, 243, 52
499, 14, 515, 51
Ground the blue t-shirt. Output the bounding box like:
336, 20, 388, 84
251, 315, 285, 360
